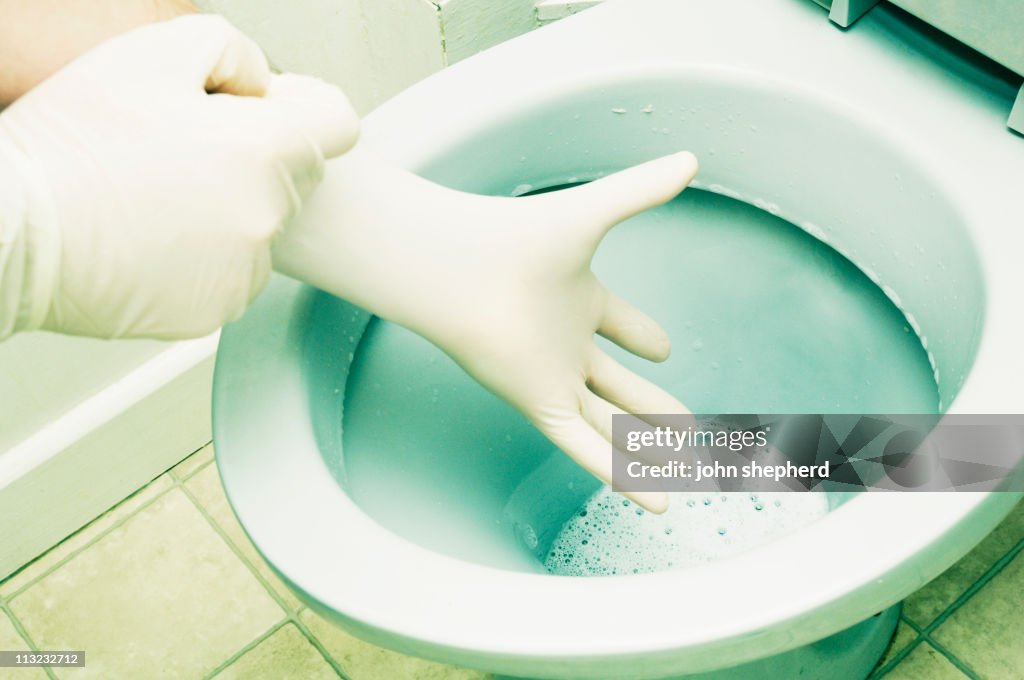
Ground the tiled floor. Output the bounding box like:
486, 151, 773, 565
0, 443, 1021, 679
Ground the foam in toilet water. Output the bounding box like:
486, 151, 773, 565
544, 490, 829, 576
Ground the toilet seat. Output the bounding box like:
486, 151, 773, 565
213, 1, 1024, 677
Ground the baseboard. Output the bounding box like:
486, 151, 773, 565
0, 335, 219, 581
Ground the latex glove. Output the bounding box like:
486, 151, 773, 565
273, 148, 699, 512
0, 14, 358, 339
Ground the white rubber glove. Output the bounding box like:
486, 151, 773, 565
273, 148, 699, 512
0, 15, 358, 339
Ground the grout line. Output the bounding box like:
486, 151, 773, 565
175, 479, 286, 610
5, 448, 1017, 680
0, 443, 209, 678
870, 616, 924, 678
2, 443, 344, 680
290, 613, 351, 680
0, 473, 177, 601
880, 501, 1024, 677
918, 500, 1024, 633
178, 476, 351, 680
430, 1, 448, 66
903, 532, 1024, 679
1, 602, 59, 680
201, 618, 290, 680
921, 633, 981, 679
3, 443, 341, 680
923, 535, 1024, 636
0, 441, 210, 596
900, 614, 923, 634
168, 441, 214, 484
0, 438, 211, 598
170, 456, 214, 485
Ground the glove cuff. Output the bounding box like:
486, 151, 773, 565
0, 128, 60, 338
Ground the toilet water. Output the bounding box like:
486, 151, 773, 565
342, 188, 938, 574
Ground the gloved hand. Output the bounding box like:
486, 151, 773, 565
273, 148, 699, 512
0, 14, 358, 339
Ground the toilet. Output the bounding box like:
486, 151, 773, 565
212, 1, 1024, 678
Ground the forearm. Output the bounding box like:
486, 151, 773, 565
0, 0, 195, 106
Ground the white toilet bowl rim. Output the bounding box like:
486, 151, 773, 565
214, 303, 1011, 667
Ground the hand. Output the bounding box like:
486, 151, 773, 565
273, 149, 699, 512
0, 15, 359, 338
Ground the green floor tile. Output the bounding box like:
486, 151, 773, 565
874, 621, 918, 672
213, 624, 338, 680
9, 489, 284, 679
933, 551, 1024, 679
185, 464, 302, 613
300, 610, 492, 680
0, 610, 48, 679
171, 443, 215, 482
883, 642, 968, 679
0, 475, 174, 599
904, 500, 1024, 627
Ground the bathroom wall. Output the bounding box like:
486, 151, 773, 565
194, 0, 445, 114
197, 0, 612, 107
196, 0, 571, 113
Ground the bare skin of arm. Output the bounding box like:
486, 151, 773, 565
0, 0, 195, 106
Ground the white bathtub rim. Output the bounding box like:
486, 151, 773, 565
0, 333, 218, 489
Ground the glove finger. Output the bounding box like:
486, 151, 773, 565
566, 150, 698, 249
580, 389, 678, 466
543, 410, 669, 514
264, 73, 360, 159
203, 20, 272, 97
587, 349, 690, 416
598, 289, 672, 362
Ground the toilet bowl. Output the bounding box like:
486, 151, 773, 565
213, 0, 1024, 678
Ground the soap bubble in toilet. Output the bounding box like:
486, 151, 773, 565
544, 488, 829, 576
